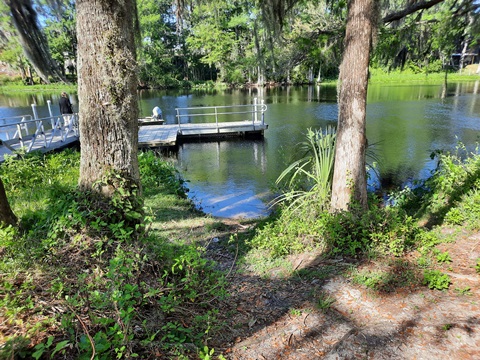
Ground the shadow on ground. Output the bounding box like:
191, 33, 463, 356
201, 221, 480, 360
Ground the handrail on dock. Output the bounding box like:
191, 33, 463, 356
0, 114, 79, 153
0, 114, 33, 125
175, 98, 267, 130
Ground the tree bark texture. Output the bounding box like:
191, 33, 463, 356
0, 177, 17, 227
76, 0, 140, 193
6, 0, 66, 83
330, 0, 376, 212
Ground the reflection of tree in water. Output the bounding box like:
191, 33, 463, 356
379, 166, 418, 192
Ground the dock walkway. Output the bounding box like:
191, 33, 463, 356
138, 120, 268, 148
0, 100, 268, 162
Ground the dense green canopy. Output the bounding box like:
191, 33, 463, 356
1, 0, 479, 86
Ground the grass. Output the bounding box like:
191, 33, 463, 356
0, 83, 78, 94
369, 65, 480, 84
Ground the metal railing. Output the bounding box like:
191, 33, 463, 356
0, 115, 34, 140
175, 98, 267, 130
0, 113, 79, 153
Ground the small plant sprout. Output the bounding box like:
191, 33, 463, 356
423, 270, 451, 290
290, 308, 302, 316
454, 286, 472, 296
316, 293, 336, 312
436, 251, 452, 264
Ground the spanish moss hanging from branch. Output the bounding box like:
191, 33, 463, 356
5, 0, 67, 83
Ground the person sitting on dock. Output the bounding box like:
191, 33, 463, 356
152, 106, 162, 120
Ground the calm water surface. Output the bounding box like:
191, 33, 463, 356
1, 81, 479, 218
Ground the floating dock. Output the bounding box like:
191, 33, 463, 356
138, 121, 268, 148
0, 100, 268, 162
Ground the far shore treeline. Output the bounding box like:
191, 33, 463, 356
1, 0, 479, 89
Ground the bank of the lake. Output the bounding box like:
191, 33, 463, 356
1, 148, 479, 359
1, 68, 479, 94
1, 72, 480, 218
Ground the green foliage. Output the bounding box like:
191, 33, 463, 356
475, 259, 480, 274
454, 286, 472, 296
248, 209, 326, 257
0, 75, 23, 85
436, 251, 452, 264
251, 197, 420, 258
323, 202, 419, 257
352, 270, 386, 290
411, 143, 480, 229
349, 260, 420, 292
0, 150, 226, 359
139, 150, 187, 197
0, 149, 80, 218
43, 0, 77, 78
423, 270, 451, 290
274, 127, 336, 215
316, 293, 336, 312
249, 127, 336, 256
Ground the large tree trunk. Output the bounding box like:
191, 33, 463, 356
330, 0, 377, 212
6, 0, 66, 84
76, 0, 140, 195
0, 177, 16, 227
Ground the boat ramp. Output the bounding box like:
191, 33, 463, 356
0, 100, 267, 163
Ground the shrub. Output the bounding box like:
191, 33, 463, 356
414, 143, 480, 228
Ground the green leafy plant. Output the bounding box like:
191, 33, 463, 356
436, 251, 452, 263
0, 149, 228, 359
289, 308, 302, 316
423, 270, 451, 290
454, 286, 472, 296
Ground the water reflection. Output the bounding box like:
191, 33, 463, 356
176, 139, 271, 218
1, 82, 479, 218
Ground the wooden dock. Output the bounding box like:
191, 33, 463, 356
0, 100, 268, 162
138, 121, 268, 148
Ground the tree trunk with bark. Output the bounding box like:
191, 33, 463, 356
76, 0, 140, 196
0, 177, 16, 227
330, 0, 377, 212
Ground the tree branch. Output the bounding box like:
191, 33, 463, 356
383, 0, 445, 23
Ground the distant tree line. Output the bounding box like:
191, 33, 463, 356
1, 0, 479, 88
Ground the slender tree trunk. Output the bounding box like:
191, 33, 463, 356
76, 0, 140, 195
331, 0, 377, 212
253, 19, 265, 86
0, 177, 16, 227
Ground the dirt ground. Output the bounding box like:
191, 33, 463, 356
207, 227, 480, 359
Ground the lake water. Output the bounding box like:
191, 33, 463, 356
1, 81, 479, 218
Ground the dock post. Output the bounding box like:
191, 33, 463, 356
47, 100, 53, 118
254, 97, 258, 124
176, 108, 181, 131
261, 99, 265, 126
31, 104, 39, 120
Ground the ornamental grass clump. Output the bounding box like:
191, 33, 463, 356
273, 126, 336, 216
